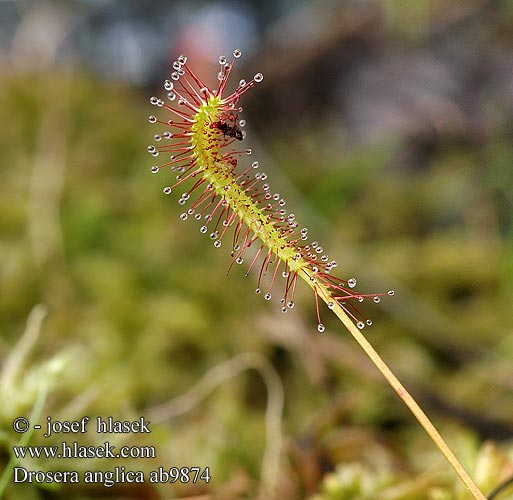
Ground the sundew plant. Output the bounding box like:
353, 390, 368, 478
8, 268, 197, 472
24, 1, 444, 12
147, 50, 488, 500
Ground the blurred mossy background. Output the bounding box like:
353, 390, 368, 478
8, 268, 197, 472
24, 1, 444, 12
1, 1, 513, 499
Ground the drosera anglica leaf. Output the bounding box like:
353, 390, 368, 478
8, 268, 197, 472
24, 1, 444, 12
147, 49, 393, 330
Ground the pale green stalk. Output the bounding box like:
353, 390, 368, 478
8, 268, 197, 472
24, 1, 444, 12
302, 268, 487, 500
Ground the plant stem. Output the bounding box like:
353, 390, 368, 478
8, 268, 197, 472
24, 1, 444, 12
311, 278, 487, 500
